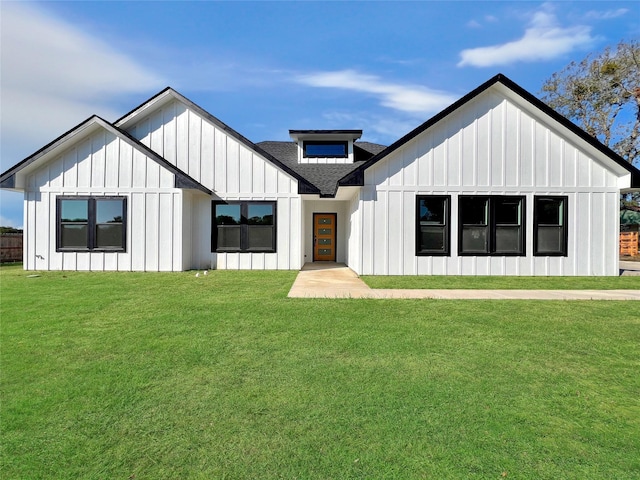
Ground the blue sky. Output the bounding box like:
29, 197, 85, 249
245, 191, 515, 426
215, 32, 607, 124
1, 1, 638, 227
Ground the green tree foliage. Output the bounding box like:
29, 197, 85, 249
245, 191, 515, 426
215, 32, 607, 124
0, 226, 22, 234
541, 40, 640, 167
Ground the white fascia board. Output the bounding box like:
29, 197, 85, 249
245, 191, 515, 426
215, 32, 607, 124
333, 186, 361, 201
618, 173, 632, 189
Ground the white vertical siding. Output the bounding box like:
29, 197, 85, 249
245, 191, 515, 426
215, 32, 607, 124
23, 130, 187, 272
125, 98, 299, 196
214, 196, 301, 271
359, 89, 624, 276
125, 98, 302, 270
346, 193, 362, 273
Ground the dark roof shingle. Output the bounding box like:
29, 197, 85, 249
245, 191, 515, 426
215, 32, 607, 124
256, 140, 386, 196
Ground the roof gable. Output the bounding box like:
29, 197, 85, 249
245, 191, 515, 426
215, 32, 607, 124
339, 73, 640, 189
116, 88, 321, 195
0, 115, 211, 194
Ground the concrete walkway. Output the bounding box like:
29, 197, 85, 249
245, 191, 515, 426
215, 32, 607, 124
287, 263, 640, 300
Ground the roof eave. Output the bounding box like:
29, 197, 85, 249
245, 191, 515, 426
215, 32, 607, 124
336, 73, 640, 188
116, 87, 320, 194
0, 116, 106, 190
0, 114, 212, 196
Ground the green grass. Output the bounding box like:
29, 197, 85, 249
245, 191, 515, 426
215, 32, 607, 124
363, 274, 640, 290
1, 264, 640, 479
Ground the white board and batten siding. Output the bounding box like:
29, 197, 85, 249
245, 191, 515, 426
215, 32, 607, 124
352, 91, 623, 276
23, 129, 188, 271
125, 98, 302, 270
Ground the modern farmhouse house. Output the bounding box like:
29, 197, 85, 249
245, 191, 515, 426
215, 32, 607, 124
2, 74, 639, 275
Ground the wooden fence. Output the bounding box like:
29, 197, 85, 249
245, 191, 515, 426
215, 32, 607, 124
1, 233, 23, 263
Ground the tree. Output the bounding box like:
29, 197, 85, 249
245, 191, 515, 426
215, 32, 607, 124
0, 226, 22, 234
540, 40, 640, 167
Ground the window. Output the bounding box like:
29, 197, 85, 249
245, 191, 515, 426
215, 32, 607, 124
57, 196, 126, 251
303, 141, 348, 158
416, 196, 450, 255
458, 196, 525, 255
213, 201, 276, 252
534, 196, 568, 256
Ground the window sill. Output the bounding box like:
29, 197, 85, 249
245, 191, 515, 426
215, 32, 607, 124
458, 252, 526, 257
215, 250, 277, 254
57, 248, 126, 253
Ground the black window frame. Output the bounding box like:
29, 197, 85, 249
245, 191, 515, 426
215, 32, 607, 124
533, 196, 568, 257
212, 201, 277, 253
303, 141, 348, 158
415, 195, 451, 256
56, 196, 127, 252
458, 195, 526, 256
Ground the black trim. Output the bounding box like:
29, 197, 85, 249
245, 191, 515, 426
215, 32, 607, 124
298, 182, 323, 195
1, 115, 100, 186
415, 195, 451, 256
289, 129, 362, 135
114, 86, 174, 125
175, 175, 207, 191
106, 120, 212, 195
0, 115, 212, 196
303, 141, 348, 158
533, 196, 568, 257
337, 73, 640, 190
56, 196, 127, 252
0, 174, 15, 189
212, 200, 277, 253
458, 195, 526, 256
313, 212, 337, 262
339, 169, 364, 186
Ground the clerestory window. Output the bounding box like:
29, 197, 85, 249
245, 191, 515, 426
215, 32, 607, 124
303, 141, 348, 158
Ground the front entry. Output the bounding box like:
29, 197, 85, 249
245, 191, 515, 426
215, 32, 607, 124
313, 213, 337, 261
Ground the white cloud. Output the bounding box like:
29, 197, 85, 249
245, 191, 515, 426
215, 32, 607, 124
368, 117, 420, 142
295, 70, 456, 115
585, 8, 629, 20
458, 7, 597, 67
467, 14, 499, 28
376, 55, 424, 66
0, 2, 164, 168
316, 111, 416, 143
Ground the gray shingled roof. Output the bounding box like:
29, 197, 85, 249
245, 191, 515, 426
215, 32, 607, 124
256, 141, 387, 196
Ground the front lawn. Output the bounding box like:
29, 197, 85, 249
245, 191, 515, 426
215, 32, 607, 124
363, 274, 640, 290
1, 265, 639, 479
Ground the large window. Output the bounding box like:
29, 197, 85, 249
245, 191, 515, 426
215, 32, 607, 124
303, 141, 348, 158
213, 201, 276, 253
458, 196, 525, 256
57, 196, 126, 251
416, 196, 450, 255
534, 196, 568, 256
